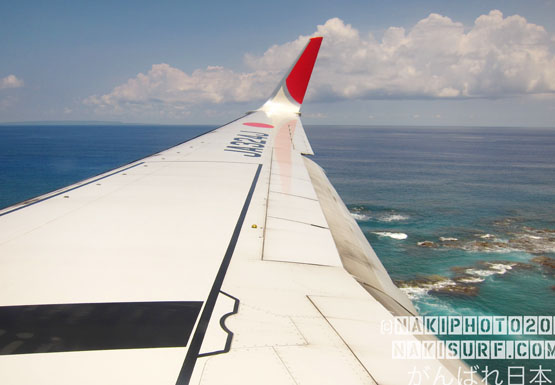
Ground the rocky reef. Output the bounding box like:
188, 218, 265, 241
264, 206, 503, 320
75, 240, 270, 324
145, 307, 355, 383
397, 259, 539, 299
394, 219, 554, 299
396, 275, 480, 298
531, 255, 555, 271
415, 223, 555, 255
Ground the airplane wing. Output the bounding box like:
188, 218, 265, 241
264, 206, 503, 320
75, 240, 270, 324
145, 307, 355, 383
0, 37, 470, 384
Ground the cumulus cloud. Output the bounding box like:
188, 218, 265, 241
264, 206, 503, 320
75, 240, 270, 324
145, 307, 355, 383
0, 75, 24, 89
85, 63, 279, 114
85, 10, 555, 114
298, 11, 555, 100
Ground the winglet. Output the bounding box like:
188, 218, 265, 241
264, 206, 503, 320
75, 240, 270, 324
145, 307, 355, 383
285, 37, 323, 104
260, 37, 323, 115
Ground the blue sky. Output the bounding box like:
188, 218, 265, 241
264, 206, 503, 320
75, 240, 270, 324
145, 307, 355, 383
1, 0, 554, 126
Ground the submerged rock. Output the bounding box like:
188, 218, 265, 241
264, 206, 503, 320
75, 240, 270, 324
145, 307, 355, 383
531, 256, 555, 270
461, 240, 517, 253
397, 274, 448, 287
493, 218, 519, 227
430, 284, 479, 296
429, 222, 555, 255
448, 260, 531, 287
450, 266, 471, 275
455, 276, 485, 284
417, 241, 438, 248
478, 260, 533, 270
397, 220, 555, 299
396, 274, 479, 298
524, 227, 555, 235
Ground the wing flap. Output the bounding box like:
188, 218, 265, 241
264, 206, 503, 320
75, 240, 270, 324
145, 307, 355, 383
291, 120, 314, 155
263, 216, 341, 266
266, 192, 328, 228
263, 115, 342, 267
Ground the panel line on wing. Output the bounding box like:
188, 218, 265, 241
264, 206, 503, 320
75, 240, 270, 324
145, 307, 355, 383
261, 147, 274, 261
305, 296, 378, 384
175, 164, 262, 385
0, 162, 145, 217
268, 190, 319, 202
197, 291, 240, 358
267, 215, 329, 229
146, 160, 259, 165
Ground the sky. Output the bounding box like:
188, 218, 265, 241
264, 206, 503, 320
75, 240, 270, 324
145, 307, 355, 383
1, 0, 554, 126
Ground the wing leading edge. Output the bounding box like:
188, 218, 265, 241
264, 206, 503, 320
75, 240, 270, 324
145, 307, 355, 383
0, 37, 473, 385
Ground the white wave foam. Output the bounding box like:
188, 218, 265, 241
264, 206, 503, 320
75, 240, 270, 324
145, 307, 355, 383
479, 234, 495, 239
462, 241, 518, 253
524, 235, 542, 240
350, 212, 370, 221
400, 287, 428, 300
400, 279, 457, 300
488, 263, 514, 274
511, 233, 555, 253
457, 276, 485, 283
439, 237, 458, 242
378, 214, 409, 222
465, 269, 496, 277
417, 241, 436, 247
373, 231, 408, 240
465, 263, 514, 278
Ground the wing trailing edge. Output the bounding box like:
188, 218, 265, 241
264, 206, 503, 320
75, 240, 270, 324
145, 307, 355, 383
260, 37, 322, 116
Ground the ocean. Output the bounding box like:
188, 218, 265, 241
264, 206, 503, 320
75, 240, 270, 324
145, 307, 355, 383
1, 124, 554, 381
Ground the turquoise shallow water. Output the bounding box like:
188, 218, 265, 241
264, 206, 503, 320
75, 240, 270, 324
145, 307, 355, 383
1, 124, 554, 381
305, 125, 555, 381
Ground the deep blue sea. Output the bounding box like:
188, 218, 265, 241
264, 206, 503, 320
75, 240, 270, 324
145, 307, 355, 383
1, 124, 554, 381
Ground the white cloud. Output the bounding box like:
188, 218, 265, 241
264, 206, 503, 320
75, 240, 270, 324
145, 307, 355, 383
84, 64, 279, 114
85, 10, 555, 115
298, 12, 555, 100
0, 75, 24, 89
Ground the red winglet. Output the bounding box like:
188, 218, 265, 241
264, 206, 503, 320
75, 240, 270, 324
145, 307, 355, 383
285, 37, 323, 104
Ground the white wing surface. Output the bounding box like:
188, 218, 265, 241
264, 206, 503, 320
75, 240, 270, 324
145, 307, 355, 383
0, 37, 470, 384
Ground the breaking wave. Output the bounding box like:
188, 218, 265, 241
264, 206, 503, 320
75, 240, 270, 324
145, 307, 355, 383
400, 280, 458, 300
415, 223, 555, 254
372, 231, 408, 240
460, 241, 519, 253
348, 207, 410, 223
349, 206, 371, 222
396, 260, 535, 299
456, 276, 485, 284
479, 234, 496, 239
378, 213, 410, 222
350, 212, 371, 221
468, 263, 514, 276
397, 276, 460, 299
